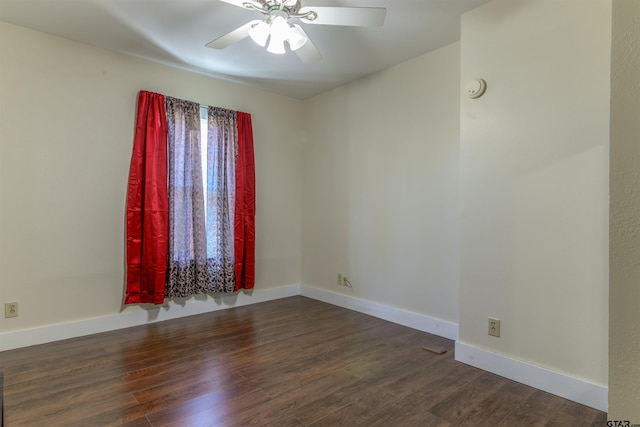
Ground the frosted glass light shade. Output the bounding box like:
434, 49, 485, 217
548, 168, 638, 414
248, 20, 270, 47
266, 34, 286, 54
288, 24, 307, 51
270, 15, 289, 39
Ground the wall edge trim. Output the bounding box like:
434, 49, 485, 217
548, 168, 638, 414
0, 284, 301, 351
299, 285, 459, 340
455, 340, 608, 412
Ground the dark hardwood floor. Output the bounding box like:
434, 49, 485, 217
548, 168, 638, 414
0, 296, 606, 426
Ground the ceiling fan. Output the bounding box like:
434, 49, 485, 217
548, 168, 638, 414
206, 0, 386, 63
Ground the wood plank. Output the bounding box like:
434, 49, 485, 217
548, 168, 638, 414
211, 369, 361, 426
428, 371, 507, 424
498, 388, 566, 426
545, 399, 604, 426
458, 378, 537, 426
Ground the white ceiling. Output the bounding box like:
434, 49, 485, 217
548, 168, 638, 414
0, 0, 490, 99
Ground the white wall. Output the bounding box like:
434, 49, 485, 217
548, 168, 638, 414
0, 22, 303, 337
301, 43, 461, 326
458, 0, 610, 389
609, 0, 640, 421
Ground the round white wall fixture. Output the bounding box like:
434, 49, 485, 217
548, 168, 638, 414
465, 78, 487, 99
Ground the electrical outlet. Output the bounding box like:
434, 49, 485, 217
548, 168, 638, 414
488, 317, 500, 337
337, 273, 343, 286
5, 302, 19, 318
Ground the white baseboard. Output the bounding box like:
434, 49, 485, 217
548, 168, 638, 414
455, 341, 608, 412
0, 284, 300, 352
299, 285, 459, 340
1, 284, 457, 351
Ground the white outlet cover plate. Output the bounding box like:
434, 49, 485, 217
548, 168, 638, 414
488, 317, 500, 337
5, 302, 18, 318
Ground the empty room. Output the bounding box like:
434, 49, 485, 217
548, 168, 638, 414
0, 0, 638, 425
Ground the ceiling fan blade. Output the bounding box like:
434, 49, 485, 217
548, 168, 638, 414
294, 33, 322, 64
205, 20, 258, 49
298, 6, 386, 26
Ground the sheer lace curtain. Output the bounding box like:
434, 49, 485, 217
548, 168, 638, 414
165, 99, 238, 298
165, 97, 206, 298
205, 107, 238, 293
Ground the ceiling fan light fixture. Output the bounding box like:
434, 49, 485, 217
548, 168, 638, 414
266, 32, 287, 54
269, 15, 290, 40
265, 13, 289, 54
288, 24, 308, 51
248, 20, 270, 46
266, 38, 286, 54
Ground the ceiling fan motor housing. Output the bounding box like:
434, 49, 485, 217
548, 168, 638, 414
244, 0, 317, 21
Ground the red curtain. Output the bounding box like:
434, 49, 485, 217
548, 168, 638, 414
125, 91, 169, 304
234, 112, 256, 290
